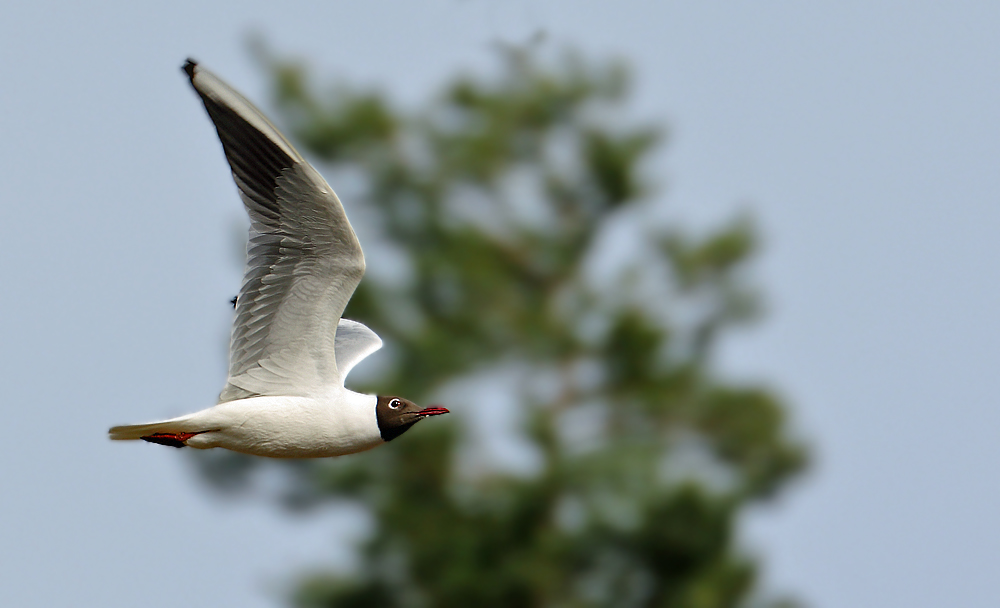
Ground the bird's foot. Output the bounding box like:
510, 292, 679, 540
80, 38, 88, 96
140, 432, 202, 448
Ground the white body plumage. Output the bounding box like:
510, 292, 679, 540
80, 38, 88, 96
163, 392, 381, 458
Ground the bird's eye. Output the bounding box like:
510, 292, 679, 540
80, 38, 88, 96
389, 398, 402, 410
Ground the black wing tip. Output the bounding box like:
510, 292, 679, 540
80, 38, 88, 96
182, 58, 198, 80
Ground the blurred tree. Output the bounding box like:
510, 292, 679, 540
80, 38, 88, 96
200, 44, 808, 608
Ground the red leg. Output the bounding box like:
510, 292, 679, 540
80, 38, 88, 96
140, 432, 202, 448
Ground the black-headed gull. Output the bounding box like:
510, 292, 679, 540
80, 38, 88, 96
109, 60, 448, 458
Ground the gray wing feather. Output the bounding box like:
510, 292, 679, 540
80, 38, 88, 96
184, 60, 365, 402
334, 319, 384, 383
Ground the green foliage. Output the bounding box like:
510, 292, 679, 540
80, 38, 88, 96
206, 45, 808, 607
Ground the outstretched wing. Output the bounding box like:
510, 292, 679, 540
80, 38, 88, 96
183, 60, 365, 402
334, 319, 383, 384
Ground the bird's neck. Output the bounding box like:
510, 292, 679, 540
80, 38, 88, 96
332, 387, 378, 415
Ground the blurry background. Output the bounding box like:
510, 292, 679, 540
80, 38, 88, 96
2, 1, 999, 607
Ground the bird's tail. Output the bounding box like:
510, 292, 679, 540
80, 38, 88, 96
108, 414, 201, 444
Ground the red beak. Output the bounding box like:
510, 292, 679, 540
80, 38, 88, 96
417, 406, 450, 417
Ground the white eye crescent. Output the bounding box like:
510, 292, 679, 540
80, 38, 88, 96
389, 398, 402, 410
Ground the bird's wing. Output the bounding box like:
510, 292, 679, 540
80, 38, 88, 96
183, 60, 365, 403
334, 319, 383, 384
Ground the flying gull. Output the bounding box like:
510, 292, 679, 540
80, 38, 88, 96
109, 60, 448, 457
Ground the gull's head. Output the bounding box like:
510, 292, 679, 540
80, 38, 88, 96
375, 396, 449, 442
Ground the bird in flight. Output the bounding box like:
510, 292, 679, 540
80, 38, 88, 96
109, 60, 448, 457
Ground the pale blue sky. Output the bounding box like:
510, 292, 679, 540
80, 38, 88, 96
2, 1, 999, 606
